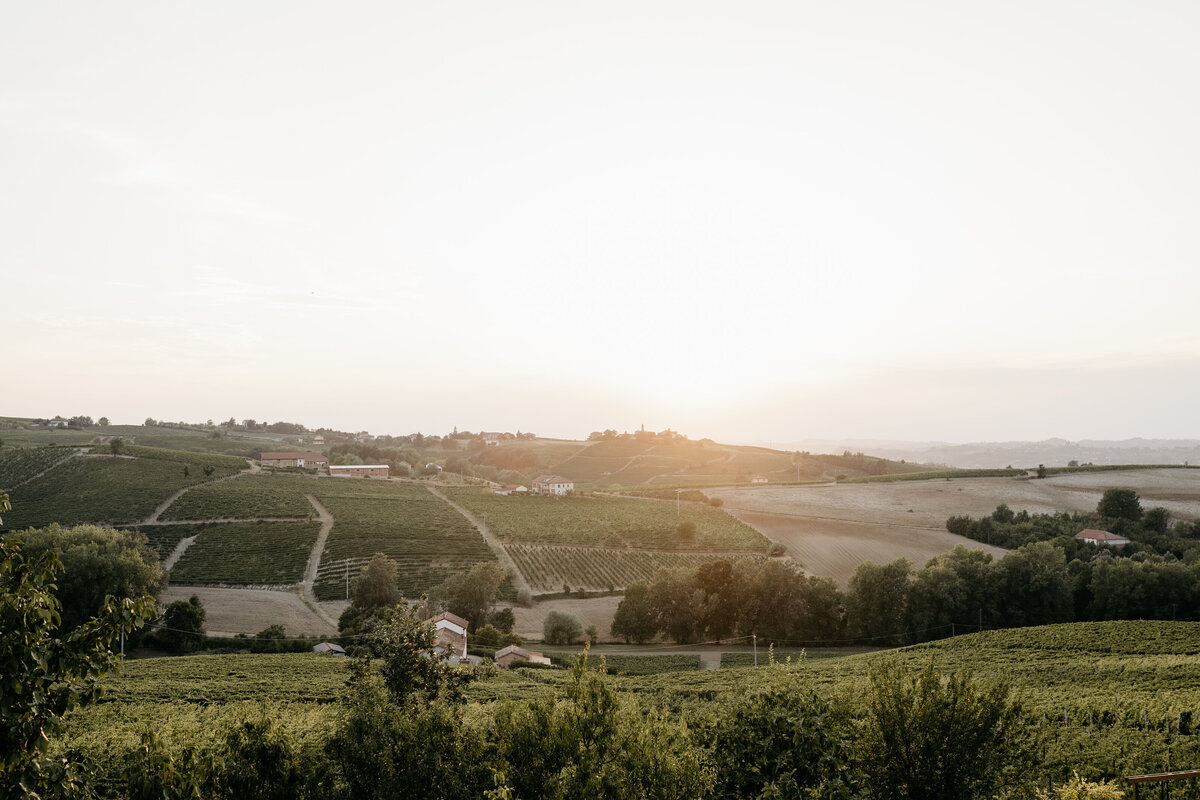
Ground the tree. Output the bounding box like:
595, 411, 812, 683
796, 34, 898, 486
611, 581, 659, 644
846, 559, 911, 644
1144, 506, 1171, 534
13, 524, 165, 631
435, 562, 509, 632
675, 521, 696, 545
1, 539, 156, 795
1098, 488, 1142, 522
109, 437, 124, 455
543, 610, 583, 645
160, 595, 206, 653
202, 464, 215, 478
859, 660, 1032, 800
351, 553, 400, 611
1036, 464, 1046, 479
97, 417, 110, 427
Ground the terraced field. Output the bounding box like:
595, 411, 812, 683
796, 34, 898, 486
160, 473, 317, 520
1, 455, 244, 530
443, 488, 769, 552
310, 482, 497, 600
168, 521, 322, 585
509, 544, 765, 592
0, 446, 77, 489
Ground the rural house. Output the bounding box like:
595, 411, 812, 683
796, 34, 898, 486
494, 644, 552, 669
532, 475, 574, 496
261, 451, 329, 470
1075, 529, 1131, 547
494, 484, 529, 496
481, 431, 502, 447
425, 611, 469, 659
329, 464, 389, 479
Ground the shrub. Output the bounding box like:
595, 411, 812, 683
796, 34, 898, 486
542, 610, 583, 645
1038, 773, 1126, 800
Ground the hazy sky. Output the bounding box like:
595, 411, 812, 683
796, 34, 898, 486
4, 2, 1198, 443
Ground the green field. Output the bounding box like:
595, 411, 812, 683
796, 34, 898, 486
442, 488, 768, 551
167, 521, 322, 585
311, 482, 496, 599
1, 454, 244, 530
160, 473, 317, 520
136, 524, 203, 559
58, 620, 1200, 785
508, 544, 765, 592
0, 445, 77, 489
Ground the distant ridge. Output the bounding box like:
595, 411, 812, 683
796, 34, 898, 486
768, 438, 1200, 470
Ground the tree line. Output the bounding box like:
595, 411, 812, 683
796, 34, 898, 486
612, 490, 1200, 646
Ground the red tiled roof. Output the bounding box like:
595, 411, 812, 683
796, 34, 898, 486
1076, 529, 1128, 542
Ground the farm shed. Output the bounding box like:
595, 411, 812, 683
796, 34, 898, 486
261, 451, 329, 470
312, 642, 346, 657
532, 475, 574, 496
425, 611, 469, 658
1076, 529, 1131, 547
329, 464, 389, 479
495, 644, 552, 669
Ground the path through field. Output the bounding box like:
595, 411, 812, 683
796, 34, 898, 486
425, 484, 534, 599
161, 535, 197, 571
300, 494, 338, 628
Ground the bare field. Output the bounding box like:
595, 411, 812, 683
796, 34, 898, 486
709, 469, 1200, 585
162, 586, 337, 638
509, 596, 623, 642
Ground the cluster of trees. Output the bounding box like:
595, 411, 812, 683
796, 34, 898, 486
337, 555, 516, 642
947, 489, 1198, 558
614, 525, 1200, 648
611, 559, 843, 644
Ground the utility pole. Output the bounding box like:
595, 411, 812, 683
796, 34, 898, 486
676, 488, 681, 515
753, 633, 757, 667
345, 558, 350, 600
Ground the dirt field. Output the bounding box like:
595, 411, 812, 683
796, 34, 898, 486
162, 586, 338, 638
510, 595, 623, 642
709, 469, 1200, 585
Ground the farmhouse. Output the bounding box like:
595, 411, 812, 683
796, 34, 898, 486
481, 431, 502, 447
750, 475, 769, 484
329, 464, 389, 479
47, 416, 70, 428
1076, 529, 1131, 547
261, 451, 329, 470
532, 475, 574, 496
425, 611, 469, 659
494, 484, 529, 496
494, 644, 552, 669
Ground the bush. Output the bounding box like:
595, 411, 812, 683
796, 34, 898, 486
542, 610, 583, 645
1038, 773, 1126, 800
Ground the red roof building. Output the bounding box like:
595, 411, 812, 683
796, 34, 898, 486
1076, 529, 1131, 547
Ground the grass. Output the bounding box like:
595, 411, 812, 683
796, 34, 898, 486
167, 521, 322, 585
160, 473, 317, 520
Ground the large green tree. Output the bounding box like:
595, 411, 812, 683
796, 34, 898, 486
846, 558, 912, 644
11, 524, 166, 630
351, 553, 400, 611
434, 561, 509, 632
1, 539, 156, 795
1097, 488, 1142, 522
610, 580, 659, 644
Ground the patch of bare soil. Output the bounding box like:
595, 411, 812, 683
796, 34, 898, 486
708, 469, 1200, 585
509, 595, 623, 643
162, 586, 337, 638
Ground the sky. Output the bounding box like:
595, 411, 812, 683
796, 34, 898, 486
3, 2, 1199, 444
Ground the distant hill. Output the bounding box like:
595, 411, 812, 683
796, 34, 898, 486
779, 437, 1200, 470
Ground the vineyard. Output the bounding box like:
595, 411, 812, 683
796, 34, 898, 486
310, 482, 497, 600
508, 544, 765, 592
442, 488, 769, 551
160, 473, 317, 520
167, 521, 322, 585
136, 524, 206, 559
1, 455, 244, 530
0, 445, 77, 489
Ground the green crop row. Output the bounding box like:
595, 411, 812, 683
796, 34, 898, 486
107, 445, 248, 472
160, 473, 317, 521
0, 446, 76, 490
507, 544, 763, 592
311, 483, 497, 599
443, 488, 768, 552
2, 456, 233, 530
168, 521, 322, 585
